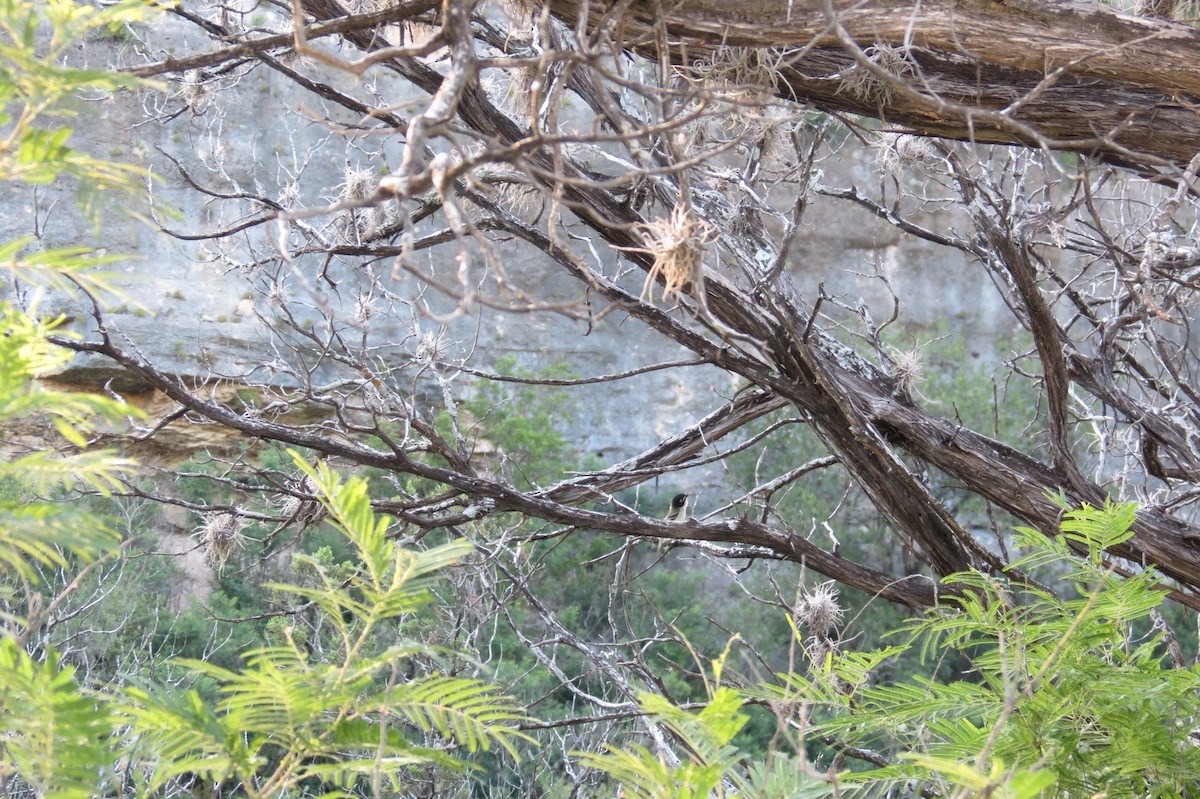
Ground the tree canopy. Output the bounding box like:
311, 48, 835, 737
77, 0, 1200, 603
7, 0, 1200, 793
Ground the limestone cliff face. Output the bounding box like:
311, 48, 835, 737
2, 17, 1015, 468
0, 16, 1026, 606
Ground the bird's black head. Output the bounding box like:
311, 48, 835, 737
670, 493, 688, 509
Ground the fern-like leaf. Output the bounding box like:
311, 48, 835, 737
385, 675, 530, 757
0, 640, 113, 799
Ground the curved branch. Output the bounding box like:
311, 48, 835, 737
132, 0, 440, 77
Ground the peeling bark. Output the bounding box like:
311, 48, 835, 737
547, 0, 1200, 170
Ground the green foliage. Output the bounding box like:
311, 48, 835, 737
0, 236, 137, 306
0, 304, 138, 501
589, 503, 1200, 799
0, 191, 142, 594
0, 4, 161, 790
463, 356, 577, 488
579, 642, 832, 798
2, 7, 527, 796
0, 638, 116, 799
122, 456, 532, 797
0, 0, 158, 224
0, 0, 153, 582
759, 500, 1200, 798
5, 11, 1195, 798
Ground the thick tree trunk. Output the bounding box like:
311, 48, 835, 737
547, 0, 1200, 169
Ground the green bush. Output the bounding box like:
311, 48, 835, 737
588, 501, 1200, 799
122, 458, 531, 797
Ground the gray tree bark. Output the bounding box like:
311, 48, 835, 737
548, 0, 1200, 171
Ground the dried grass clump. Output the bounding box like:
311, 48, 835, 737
473, 166, 542, 217
353, 293, 376, 325
1136, 0, 1179, 19
339, 167, 377, 203
1135, 230, 1184, 322
690, 46, 785, 104
180, 70, 210, 116
888, 345, 926, 394
797, 581, 843, 638
875, 132, 940, 173
267, 279, 289, 308
280, 476, 327, 530
837, 44, 917, 104
485, 65, 539, 124
346, 0, 388, 12
496, 0, 537, 21
196, 511, 247, 569
798, 582, 851, 693
277, 181, 301, 211
415, 328, 449, 364
336, 167, 389, 240
634, 204, 715, 302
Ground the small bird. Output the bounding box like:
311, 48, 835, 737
664, 493, 689, 522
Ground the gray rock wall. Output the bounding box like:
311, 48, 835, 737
3, 16, 1020, 472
